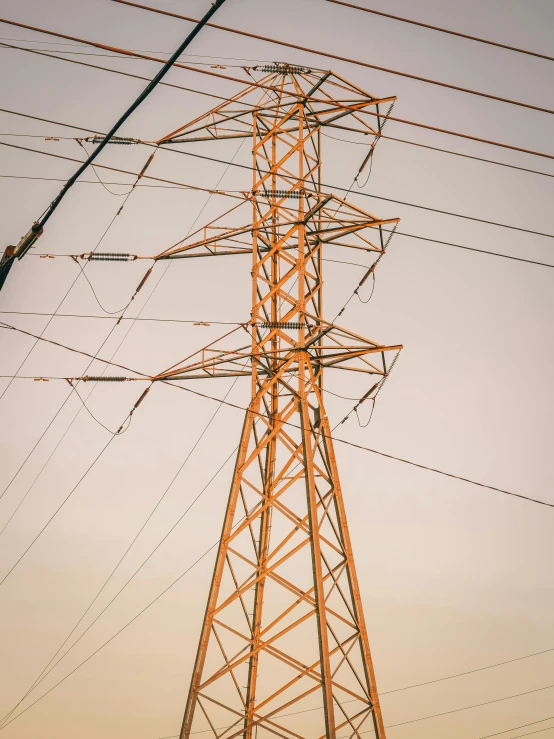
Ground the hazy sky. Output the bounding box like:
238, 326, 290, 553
0, 1, 553, 738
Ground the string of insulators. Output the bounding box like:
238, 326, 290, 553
259, 321, 305, 329
252, 65, 311, 74
252, 190, 304, 199
80, 376, 134, 382
83, 252, 137, 262
83, 136, 141, 145
117, 385, 151, 434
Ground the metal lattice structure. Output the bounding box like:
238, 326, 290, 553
155, 66, 401, 739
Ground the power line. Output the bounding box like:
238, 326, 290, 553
0, 311, 242, 324
3, 125, 554, 180
0, 534, 222, 733
0, 140, 244, 198
0, 44, 249, 67
3, 319, 553, 509
481, 717, 554, 738
0, 433, 117, 589
381, 646, 554, 695
390, 229, 554, 269
4, 139, 554, 243
0, 36, 275, 64
0, 380, 241, 728
164, 381, 554, 509
1, 188, 553, 268
2, 509, 553, 734
509, 728, 554, 739
4, 310, 551, 512
322, 131, 554, 181
0, 174, 234, 191
109, 0, 554, 117
0, 44, 238, 107
0, 175, 145, 403
325, 0, 554, 63
0, 122, 248, 632
0, 321, 149, 377
4, 40, 554, 164
381, 683, 554, 732
0, 156, 158, 536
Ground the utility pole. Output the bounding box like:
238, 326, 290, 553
153, 65, 401, 739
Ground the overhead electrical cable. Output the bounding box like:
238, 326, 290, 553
0, 44, 240, 106
0, 178, 154, 538
0, 175, 209, 190
4, 139, 554, 242
322, 131, 554, 180
0, 0, 229, 291
2, 314, 550, 509
0, 163, 150, 405
0, 445, 238, 725
508, 729, 554, 739
0, 380, 242, 728
480, 717, 554, 738
108, 0, 554, 117
324, 0, 554, 63
4, 34, 554, 166
0, 44, 251, 67
2, 320, 552, 509
388, 229, 554, 269
0, 128, 251, 583
0, 430, 120, 589
381, 646, 554, 695
0, 140, 244, 198
0, 534, 223, 733
2, 519, 553, 734
163, 381, 554, 510
0, 35, 278, 65
3, 43, 554, 164
4, 126, 553, 180
0, 311, 243, 325
0, 321, 149, 378
0, 152, 158, 531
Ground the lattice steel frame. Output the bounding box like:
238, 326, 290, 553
156, 67, 401, 739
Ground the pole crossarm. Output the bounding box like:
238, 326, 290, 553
169, 67, 395, 739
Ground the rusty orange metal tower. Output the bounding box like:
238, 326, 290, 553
155, 65, 401, 739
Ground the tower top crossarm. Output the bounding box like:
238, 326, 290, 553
157, 67, 396, 144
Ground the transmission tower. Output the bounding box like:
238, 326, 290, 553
155, 65, 401, 739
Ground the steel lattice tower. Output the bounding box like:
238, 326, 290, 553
154, 65, 401, 739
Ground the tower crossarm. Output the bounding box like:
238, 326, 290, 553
155, 195, 398, 261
